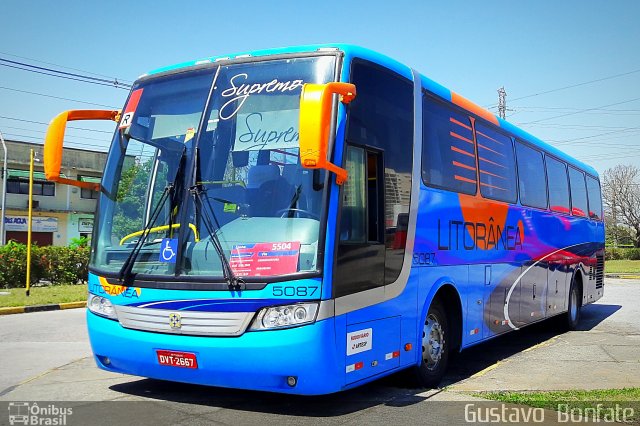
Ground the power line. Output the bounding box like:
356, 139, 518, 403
0, 57, 131, 88
549, 128, 640, 145
0, 125, 113, 142
578, 148, 640, 158
2, 133, 109, 151
0, 50, 133, 84
509, 105, 640, 113
0, 57, 131, 90
579, 152, 640, 162
550, 133, 640, 145
0, 61, 129, 89
523, 123, 640, 131
0, 86, 120, 108
485, 67, 640, 108
0, 115, 113, 134
518, 97, 640, 125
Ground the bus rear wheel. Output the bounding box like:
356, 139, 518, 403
562, 275, 582, 331
412, 300, 450, 388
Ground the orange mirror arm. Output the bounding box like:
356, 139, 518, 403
299, 82, 356, 185
44, 110, 119, 191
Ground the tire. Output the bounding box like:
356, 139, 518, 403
563, 276, 582, 331
411, 300, 450, 388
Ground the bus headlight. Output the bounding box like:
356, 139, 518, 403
251, 302, 319, 330
87, 293, 118, 320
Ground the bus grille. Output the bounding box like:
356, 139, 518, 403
115, 306, 254, 336
596, 254, 604, 289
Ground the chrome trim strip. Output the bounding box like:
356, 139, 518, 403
316, 299, 335, 321
115, 306, 254, 336
334, 68, 423, 316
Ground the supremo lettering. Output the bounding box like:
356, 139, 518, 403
237, 112, 299, 147
219, 73, 305, 120
437, 217, 523, 251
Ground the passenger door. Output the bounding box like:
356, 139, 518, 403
334, 59, 414, 298
333, 59, 414, 384
335, 145, 385, 296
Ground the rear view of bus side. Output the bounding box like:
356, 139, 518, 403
43, 45, 605, 394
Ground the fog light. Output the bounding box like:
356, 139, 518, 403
287, 376, 297, 387
97, 355, 111, 366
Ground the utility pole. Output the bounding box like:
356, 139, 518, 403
26, 149, 34, 296
498, 87, 507, 120
612, 197, 618, 248
0, 131, 7, 245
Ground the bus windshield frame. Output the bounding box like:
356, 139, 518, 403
90, 53, 340, 286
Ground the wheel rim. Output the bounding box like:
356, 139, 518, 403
422, 313, 445, 371
570, 287, 578, 322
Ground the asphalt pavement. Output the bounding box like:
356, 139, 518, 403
0, 308, 90, 394
448, 278, 640, 392
0, 279, 638, 425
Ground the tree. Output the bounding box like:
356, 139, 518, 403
602, 164, 640, 247
112, 160, 151, 240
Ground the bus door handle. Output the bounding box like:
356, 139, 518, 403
532, 284, 536, 299
484, 265, 492, 286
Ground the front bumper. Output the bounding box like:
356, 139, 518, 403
87, 310, 343, 395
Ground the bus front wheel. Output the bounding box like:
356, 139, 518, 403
412, 300, 450, 388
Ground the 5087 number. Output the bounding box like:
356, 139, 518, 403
272, 286, 318, 297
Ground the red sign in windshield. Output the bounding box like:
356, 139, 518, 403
230, 242, 301, 277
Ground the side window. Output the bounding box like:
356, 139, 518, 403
79, 176, 101, 199
545, 156, 570, 214
422, 96, 476, 195
586, 175, 603, 221
475, 122, 517, 203
515, 141, 547, 209
569, 167, 588, 217
6, 178, 55, 197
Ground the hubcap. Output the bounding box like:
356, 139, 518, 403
422, 313, 445, 371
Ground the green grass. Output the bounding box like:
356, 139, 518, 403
0, 284, 87, 308
606, 260, 640, 274
478, 389, 640, 423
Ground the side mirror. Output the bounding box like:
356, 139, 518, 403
299, 82, 356, 185
44, 110, 120, 191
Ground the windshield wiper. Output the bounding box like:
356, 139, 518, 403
190, 184, 244, 290
118, 184, 174, 282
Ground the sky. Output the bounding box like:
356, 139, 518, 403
1, 0, 639, 176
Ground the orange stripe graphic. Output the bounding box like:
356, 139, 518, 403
450, 117, 472, 130
451, 131, 474, 145
453, 161, 477, 171
455, 175, 477, 184
451, 145, 475, 158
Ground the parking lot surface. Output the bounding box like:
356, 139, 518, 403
0, 279, 637, 424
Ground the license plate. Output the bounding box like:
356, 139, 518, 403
156, 350, 198, 369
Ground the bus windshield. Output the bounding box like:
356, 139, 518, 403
91, 55, 337, 281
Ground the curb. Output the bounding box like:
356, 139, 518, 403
0, 301, 86, 316
605, 273, 640, 280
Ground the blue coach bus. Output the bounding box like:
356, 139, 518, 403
44, 44, 604, 394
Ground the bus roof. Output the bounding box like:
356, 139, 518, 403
143, 44, 599, 179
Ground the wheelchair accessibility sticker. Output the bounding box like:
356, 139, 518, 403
159, 238, 178, 263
